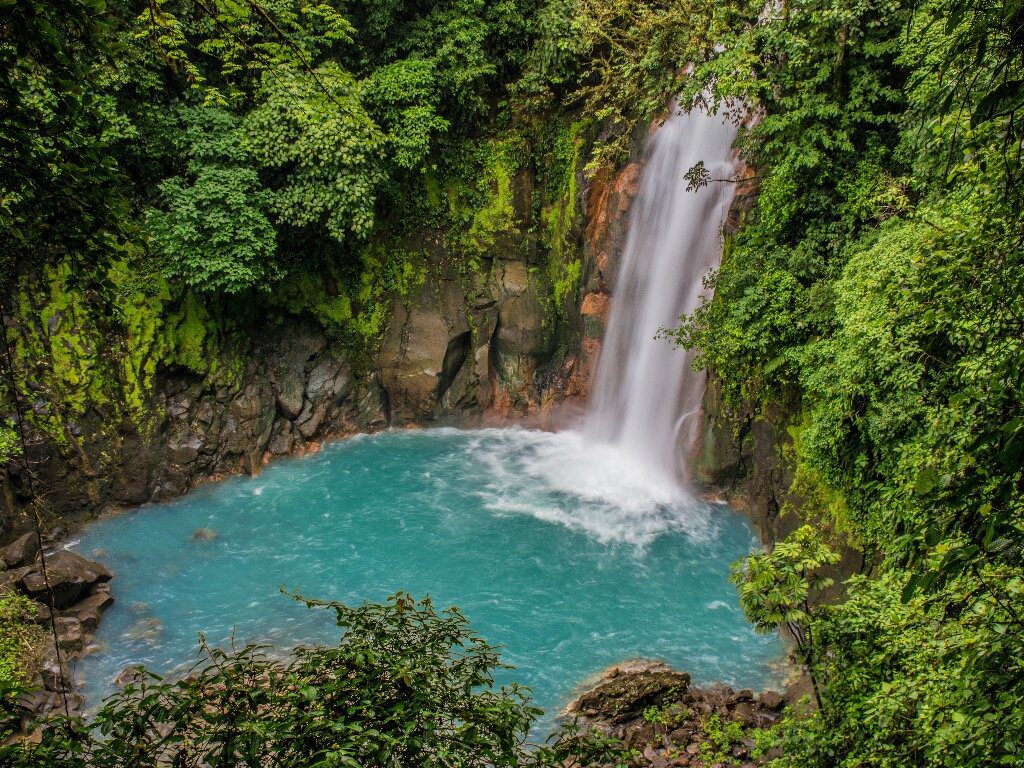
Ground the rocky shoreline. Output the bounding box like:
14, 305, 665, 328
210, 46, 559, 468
564, 661, 788, 768
0, 531, 113, 731
0, 467, 801, 739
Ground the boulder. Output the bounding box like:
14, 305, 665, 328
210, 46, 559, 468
21, 551, 112, 609
0, 565, 31, 591
63, 589, 114, 631
270, 366, 305, 420
114, 665, 145, 688
2, 532, 40, 569
167, 436, 202, 465
40, 653, 72, 693
53, 616, 84, 654
566, 661, 691, 725
267, 419, 295, 456
758, 690, 785, 711
732, 701, 757, 727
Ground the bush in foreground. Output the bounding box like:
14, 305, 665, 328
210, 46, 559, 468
0, 593, 630, 768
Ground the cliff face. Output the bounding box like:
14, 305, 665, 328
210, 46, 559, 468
0, 119, 651, 534
0, 113, 784, 541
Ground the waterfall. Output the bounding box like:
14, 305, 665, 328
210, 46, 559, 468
584, 106, 738, 486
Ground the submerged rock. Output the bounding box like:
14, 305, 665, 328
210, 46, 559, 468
124, 616, 163, 645
192, 527, 217, 542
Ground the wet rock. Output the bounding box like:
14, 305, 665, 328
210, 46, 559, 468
54, 616, 84, 654
270, 367, 305, 420
168, 436, 202, 465
378, 297, 453, 420
40, 653, 72, 693
114, 665, 146, 688
21, 550, 112, 609
2, 532, 40, 569
566, 662, 789, 767
267, 419, 295, 456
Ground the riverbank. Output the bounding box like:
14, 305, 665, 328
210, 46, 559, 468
3, 418, 800, 736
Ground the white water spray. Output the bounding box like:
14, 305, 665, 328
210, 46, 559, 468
443, 106, 738, 543
584, 106, 738, 486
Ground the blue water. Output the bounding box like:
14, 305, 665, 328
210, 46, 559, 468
71, 428, 781, 729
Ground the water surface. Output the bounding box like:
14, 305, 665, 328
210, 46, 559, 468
72, 428, 781, 726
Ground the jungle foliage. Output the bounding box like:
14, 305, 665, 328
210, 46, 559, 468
2, 0, 1023, 765
657, 0, 1024, 765
0, 593, 631, 768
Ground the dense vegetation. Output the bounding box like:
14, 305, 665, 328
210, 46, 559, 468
666, 0, 1024, 765
0, 593, 626, 767
2, 0, 1023, 766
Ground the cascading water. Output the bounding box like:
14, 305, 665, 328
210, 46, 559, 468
71, 106, 779, 727
585, 106, 738, 486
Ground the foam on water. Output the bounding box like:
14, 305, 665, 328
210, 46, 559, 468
72, 428, 781, 729
468, 427, 710, 546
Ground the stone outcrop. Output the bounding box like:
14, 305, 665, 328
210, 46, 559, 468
20, 549, 111, 609
1, 322, 389, 523
1, 532, 39, 569
0, 536, 114, 727
568, 661, 692, 725
0, 105, 663, 536
565, 662, 786, 768
150, 323, 380, 502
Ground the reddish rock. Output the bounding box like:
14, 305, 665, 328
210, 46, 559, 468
580, 292, 610, 321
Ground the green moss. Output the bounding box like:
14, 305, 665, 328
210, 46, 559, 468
423, 170, 443, 212
541, 120, 584, 254
268, 244, 427, 356
354, 244, 428, 343
162, 292, 218, 376
785, 414, 854, 541
451, 136, 528, 268
108, 257, 173, 419
274, 270, 354, 330
37, 261, 109, 416
551, 258, 582, 310
541, 120, 587, 316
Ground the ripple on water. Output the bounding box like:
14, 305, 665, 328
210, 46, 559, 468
72, 427, 782, 727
